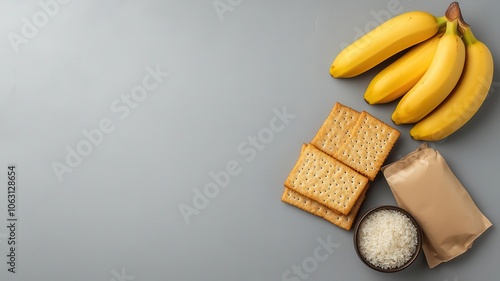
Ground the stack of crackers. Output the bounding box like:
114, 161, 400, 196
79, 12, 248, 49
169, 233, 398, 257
281, 103, 400, 230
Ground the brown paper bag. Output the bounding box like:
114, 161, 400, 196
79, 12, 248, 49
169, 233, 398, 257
382, 143, 492, 268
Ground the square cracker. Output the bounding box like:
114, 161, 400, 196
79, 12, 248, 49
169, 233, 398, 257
284, 144, 369, 215
281, 185, 368, 230
335, 111, 400, 181
311, 102, 360, 159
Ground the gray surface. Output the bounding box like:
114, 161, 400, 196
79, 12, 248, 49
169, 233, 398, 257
0, 0, 498, 280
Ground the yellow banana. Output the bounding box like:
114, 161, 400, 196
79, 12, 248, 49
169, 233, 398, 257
410, 24, 494, 141
330, 11, 445, 78
364, 31, 443, 104
391, 18, 465, 124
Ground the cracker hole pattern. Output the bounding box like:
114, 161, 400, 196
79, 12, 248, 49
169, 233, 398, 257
286, 145, 368, 215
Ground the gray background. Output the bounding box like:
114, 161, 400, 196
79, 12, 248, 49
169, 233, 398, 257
0, 0, 498, 280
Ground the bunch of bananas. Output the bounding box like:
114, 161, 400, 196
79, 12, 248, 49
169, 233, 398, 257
330, 2, 494, 141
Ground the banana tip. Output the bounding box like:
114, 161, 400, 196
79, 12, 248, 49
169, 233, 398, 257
330, 66, 342, 78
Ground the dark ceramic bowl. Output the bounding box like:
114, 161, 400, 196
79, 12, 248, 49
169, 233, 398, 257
353, 205, 423, 273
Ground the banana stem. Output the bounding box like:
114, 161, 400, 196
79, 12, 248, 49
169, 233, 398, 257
451, 1, 478, 45
436, 16, 448, 28
445, 19, 459, 36
460, 25, 478, 45
445, 2, 461, 21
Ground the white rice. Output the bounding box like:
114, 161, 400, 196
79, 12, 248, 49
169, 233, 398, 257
358, 209, 418, 269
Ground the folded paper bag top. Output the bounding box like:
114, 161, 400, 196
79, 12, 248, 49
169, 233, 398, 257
382, 143, 492, 268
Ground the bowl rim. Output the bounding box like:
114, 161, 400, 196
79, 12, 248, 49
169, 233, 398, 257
353, 205, 423, 273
